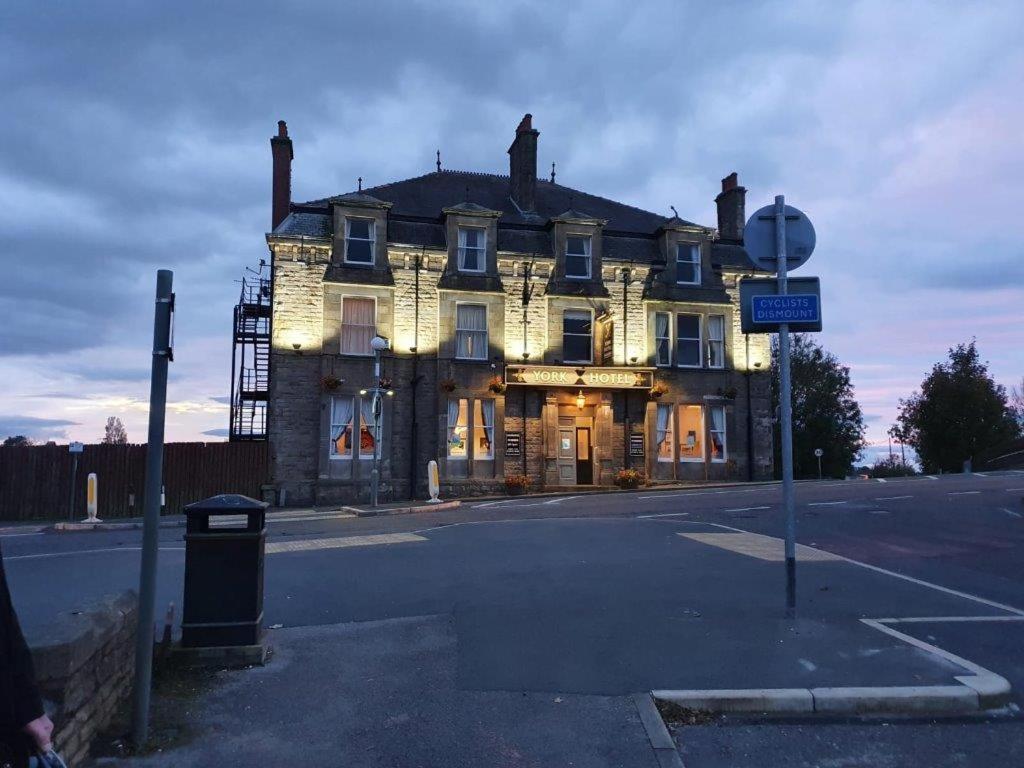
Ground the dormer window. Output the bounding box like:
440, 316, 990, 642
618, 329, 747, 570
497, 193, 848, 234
457, 227, 486, 272
344, 218, 375, 264
565, 236, 592, 279
676, 243, 700, 285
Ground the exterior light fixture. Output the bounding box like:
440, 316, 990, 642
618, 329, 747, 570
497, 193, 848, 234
291, 342, 301, 351
359, 389, 368, 395
576, 390, 586, 410
629, 355, 638, 364
386, 390, 395, 397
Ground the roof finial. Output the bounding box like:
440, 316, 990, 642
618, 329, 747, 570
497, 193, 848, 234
436, 149, 441, 172
670, 205, 678, 219
358, 177, 363, 192
550, 162, 556, 183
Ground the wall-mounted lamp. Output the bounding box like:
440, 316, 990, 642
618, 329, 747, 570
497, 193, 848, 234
522, 352, 530, 361
576, 390, 586, 410
629, 356, 638, 365
359, 388, 368, 395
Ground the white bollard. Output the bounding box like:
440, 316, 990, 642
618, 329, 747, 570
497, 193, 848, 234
426, 460, 442, 504
84, 472, 102, 523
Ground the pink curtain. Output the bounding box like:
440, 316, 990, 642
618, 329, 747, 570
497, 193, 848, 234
341, 297, 375, 354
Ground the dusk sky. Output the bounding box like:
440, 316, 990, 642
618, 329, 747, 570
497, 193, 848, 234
2, 1, 1021, 464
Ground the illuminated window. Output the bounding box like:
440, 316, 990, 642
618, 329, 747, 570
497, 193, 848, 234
447, 398, 469, 459
677, 243, 700, 285
678, 404, 704, 462
655, 312, 671, 366
565, 236, 591, 279
655, 403, 673, 462
340, 296, 376, 355
676, 314, 702, 368
709, 405, 727, 462
563, 309, 593, 363
329, 397, 354, 459
455, 304, 488, 360
707, 314, 725, 369
344, 218, 375, 264
358, 397, 377, 459
458, 227, 486, 272
475, 400, 494, 459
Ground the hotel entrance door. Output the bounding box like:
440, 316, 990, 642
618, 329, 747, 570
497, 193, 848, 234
576, 426, 593, 484
556, 421, 576, 485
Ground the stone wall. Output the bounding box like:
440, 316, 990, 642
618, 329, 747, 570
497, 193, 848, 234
29, 591, 138, 767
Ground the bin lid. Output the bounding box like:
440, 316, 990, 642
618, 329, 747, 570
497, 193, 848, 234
184, 493, 269, 514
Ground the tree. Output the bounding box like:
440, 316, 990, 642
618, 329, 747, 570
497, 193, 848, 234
771, 334, 866, 479
2, 435, 32, 447
896, 341, 1019, 473
102, 416, 128, 444
1011, 377, 1024, 429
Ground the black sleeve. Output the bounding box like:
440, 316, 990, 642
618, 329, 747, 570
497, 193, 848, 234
0, 543, 45, 728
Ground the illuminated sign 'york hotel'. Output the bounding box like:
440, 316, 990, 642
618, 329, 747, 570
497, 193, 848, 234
262, 115, 774, 505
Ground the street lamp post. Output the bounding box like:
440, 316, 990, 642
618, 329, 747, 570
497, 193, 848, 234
363, 335, 393, 507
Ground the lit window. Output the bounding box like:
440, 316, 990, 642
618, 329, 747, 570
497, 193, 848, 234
655, 403, 673, 462
455, 304, 488, 360
458, 227, 486, 272
565, 236, 591, 279
340, 296, 376, 355
447, 398, 469, 459
344, 218, 375, 264
358, 397, 377, 459
678, 404, 704, 462
655, 312, 671, 366
329, 397, 354, 459
475, 400, 495, 459
676, 314, 702, 368
709, 405, 727, 462
707, 314, 725, 369
677, 243, 700, 285
563, 309, 593, 363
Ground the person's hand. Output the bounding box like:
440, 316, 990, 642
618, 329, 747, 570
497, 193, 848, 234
23, 715, 54, 752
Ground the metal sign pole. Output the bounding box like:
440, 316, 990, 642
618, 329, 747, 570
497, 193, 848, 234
775, 195, 797, 616
132, 269, 174, 748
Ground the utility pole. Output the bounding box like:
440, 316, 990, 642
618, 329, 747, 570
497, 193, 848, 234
365, 336, 393, 507
132, 270, 174, 748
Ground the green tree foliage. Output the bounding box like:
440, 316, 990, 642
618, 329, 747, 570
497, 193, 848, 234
2, 435, 32, 446
896, 341, 1019, 473
772, 334, 866, 478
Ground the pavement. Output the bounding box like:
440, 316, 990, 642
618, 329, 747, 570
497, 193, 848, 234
3, 470, 1023, 766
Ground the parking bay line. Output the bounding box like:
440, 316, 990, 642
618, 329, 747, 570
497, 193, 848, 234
1001, 508, 1023, 518
949, 491, 982, 496
876, 495, 912, 501
724, 506, 771, 513
807, 501, 847, 507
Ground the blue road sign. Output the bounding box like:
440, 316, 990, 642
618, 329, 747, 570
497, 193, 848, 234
751, 294, 820, 325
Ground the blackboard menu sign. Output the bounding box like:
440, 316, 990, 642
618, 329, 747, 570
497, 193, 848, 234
629, 434, 645, 457
505, 432, 522, 458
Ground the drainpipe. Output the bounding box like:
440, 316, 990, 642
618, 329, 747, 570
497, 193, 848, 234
408, 249, 424, 499
622, 265, 632, 469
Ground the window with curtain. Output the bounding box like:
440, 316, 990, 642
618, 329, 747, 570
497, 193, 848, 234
447, 398, 469, 458
455, 304, 488, 360
458, 227, 486, 272
565, 236, 591, 279
344, 218, 375, 264
676, 314, 701, 368
678, 404, 704, 462
656, 403, 673, 462
329, 397, 354, 459
475, 400, 494, 459
359, 397, 376, 459
676, 243, 700, 285
655, 312, 671, 366
340, 296, 376, 355
710, 405, 727, 462
707, 314, 725, 368
563, 309, 592, 363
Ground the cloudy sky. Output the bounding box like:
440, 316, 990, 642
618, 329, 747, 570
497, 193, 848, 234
2, 1, 1021, 461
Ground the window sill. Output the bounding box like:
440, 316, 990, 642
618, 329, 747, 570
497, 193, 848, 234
679, 458, 704, 463
676, 364, 703, 370
454, 356, 489, 362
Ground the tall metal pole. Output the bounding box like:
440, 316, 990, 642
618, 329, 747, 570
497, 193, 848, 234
132, 269, 173, 748
68, 453, 78, 522
775, 195, 797, 617
371, 349, 381, 508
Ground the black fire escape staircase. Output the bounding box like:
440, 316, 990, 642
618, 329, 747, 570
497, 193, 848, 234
229, 267, 271, 441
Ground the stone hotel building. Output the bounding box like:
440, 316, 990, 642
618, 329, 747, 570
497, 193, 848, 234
263, 115, 772, 505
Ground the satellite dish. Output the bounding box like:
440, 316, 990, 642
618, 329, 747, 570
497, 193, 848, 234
744, 203, 816, 273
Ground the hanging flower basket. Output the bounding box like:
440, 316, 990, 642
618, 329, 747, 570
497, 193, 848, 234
440, 378, 457, 393
648, 383, 667, 399
615, 469, 645, 489
505, 474, 530, 495
487, 375, 507, 394
320, 375, 342, 393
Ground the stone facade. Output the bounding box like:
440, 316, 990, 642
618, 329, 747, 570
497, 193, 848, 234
263, 116, 774, 505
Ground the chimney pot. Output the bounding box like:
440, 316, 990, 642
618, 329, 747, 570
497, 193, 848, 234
278, 120, 288, 138
714, 171, 746, 243
721, 171, 737, 192
508, 114, 540, 212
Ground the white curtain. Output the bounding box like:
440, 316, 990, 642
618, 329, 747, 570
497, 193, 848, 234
341, 297, 375, 354
447, 398, 463, 456
655, 404, 670, 450
656, 312, 670, 363
456, 305, 487, 359
710, 406, 726, 458
331, 397, 353, 455
360, 398, 376, 458
479, 400, 494, 457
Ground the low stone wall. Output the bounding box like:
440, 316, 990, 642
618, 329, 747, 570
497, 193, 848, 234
30, 591, 138, 767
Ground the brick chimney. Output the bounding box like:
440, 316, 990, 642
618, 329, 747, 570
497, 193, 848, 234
271, 120, 293, 231
508, 113, 539, 212
715, 171, 746, 243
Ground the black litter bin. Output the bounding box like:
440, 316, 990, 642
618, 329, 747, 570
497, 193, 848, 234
181, 493, 267, 648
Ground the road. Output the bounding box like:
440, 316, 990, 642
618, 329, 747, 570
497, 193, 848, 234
4, 470, 1024, 766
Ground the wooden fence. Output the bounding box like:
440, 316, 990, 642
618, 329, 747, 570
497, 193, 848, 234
0, 442, 270, 522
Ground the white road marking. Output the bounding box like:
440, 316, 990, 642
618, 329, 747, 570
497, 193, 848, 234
876, 478, 888, 483
7, 546, 184, 561
543, 495, 580, 505
867, 510, 890, 515
723, 506, 771, 513
973, 472, 989, 478
471, 499, 521, 509
879, 616, 1024, 624
807, 501, 847, 506
948, 491, 981, 496
926, 475, 939, 480
1006, 488, 1024, 493
1000, 508, 1023, 518
637, 512, 690, 519
266, 532, 426, 554
678, 531, 842, 562
0, 532, 45, 538
875, 495, 912, 501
